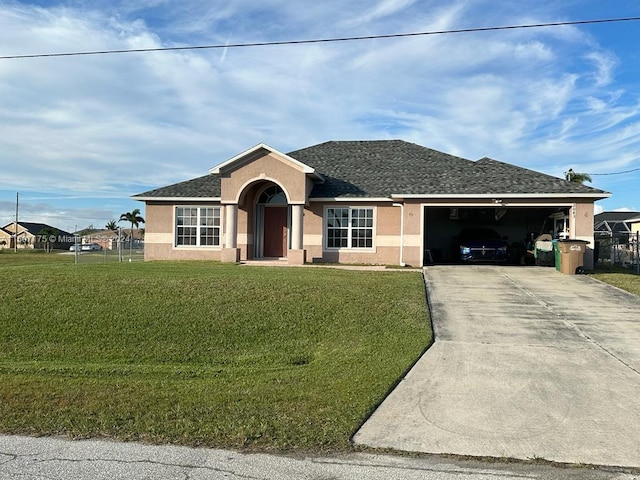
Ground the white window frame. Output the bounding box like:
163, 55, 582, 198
174, 206, 222, 248
324, 206, 375, 251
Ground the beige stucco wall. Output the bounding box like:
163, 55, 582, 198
221, 152, 309, 204
573, 202, 594, 238
145, 242, 222, 261
0, 229, 12, 249
572, 201, 596, 269
2, 223, 33, 248
144, 201, 224, 261
304, 202, 402, 265
400, 201, 423, 266
145, 203, 174, 235
144, 199, 405, 265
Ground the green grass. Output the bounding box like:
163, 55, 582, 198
591, 265, 640, 296
0, 249, 74, 266
0, 249, 143, 265
0, 259, 430, 452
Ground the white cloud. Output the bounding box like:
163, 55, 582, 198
354, 0, 420, 25
584, 50, 617, 87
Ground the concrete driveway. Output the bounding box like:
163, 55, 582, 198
353, 266, 640, 468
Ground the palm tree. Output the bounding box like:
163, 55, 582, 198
565, 169, 592, 184
105, 220, 118, 231
119, 209, 145, 260
38, 226, 58, 253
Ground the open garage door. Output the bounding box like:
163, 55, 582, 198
422, 206, 569, 265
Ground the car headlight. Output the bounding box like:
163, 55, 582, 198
461, 247, 471, 255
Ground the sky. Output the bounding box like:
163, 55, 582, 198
1, 0, 640, 233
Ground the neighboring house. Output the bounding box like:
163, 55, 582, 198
1, 222, 75, 250
116, 228, 144, 251
79, 229, 116, 250
81, 229, 144, 250
594, 211, 640, 240
626, 215, 640, 265
0, 227, 11, 249
623, 215, 640, 238
133, 140, 610, 268
594, 211, 640, 265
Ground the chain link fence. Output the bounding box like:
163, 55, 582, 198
596, 232, 640, 273
72, 241, 144, 264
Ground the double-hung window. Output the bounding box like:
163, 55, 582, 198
175, 207, 221, 247
326, 207, 374, 249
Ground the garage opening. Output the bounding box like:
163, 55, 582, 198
423, 206, 569, 265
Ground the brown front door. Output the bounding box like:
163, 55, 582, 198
263, 207, 288, 258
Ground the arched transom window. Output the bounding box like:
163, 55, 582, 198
258, 185, 287, 205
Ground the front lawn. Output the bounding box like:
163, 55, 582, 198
0, 249, 74, 266
591, 265, 640, 296
0, 261, 430, 452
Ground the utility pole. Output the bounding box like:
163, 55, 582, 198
14, 192, 18, 253
74, 224, 79, 264
118, 226, 123, 262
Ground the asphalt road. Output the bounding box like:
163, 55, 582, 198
0, 435, 638, 479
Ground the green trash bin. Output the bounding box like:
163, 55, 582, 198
552, 239, 560, 271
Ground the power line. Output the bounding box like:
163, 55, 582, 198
590, 166, 640, 176
1, 16, 640, 60
566, 166, 640, 178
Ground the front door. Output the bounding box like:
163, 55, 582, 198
263, 207, 288, 258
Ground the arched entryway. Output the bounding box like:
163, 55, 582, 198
255, 184, 289, 259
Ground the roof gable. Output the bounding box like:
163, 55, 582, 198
1, 222, 71, 236
209, 143, 320, 177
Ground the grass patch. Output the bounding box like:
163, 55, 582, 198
0, 250, 73, 266
0, 261, 430, 452
591, 265, 640, 297
0, 249, 144, 265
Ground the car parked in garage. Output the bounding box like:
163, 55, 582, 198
457, 228, 509, 263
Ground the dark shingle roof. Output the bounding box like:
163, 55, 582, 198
595, 211, 640, 223
291, 140, 607, 197
134, 174, 221, 199
594, 211, 640, 235
2, 222, 72, 236
134, 140, 608, 199
22, 223, 71, 235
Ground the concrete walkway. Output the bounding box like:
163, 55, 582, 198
354, 266, 640, 468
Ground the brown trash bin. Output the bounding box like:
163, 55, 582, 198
558, 240, 589, 275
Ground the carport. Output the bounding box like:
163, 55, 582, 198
420, 197, 595, 266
